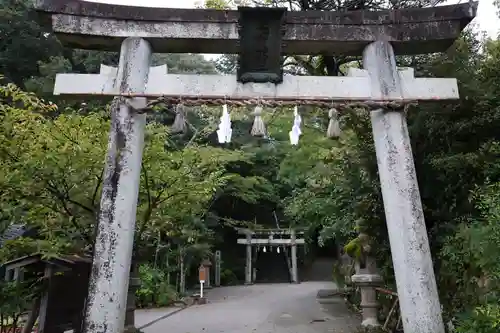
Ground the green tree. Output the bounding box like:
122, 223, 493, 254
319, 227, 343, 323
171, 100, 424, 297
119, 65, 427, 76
0, 82, 246, 262
0, 0, 62, 87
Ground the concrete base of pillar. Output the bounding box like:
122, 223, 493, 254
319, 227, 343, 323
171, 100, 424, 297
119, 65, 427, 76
196, 297, 208, 305
123, 326, 142, 333
188, 294, 208, 305
124, 276, 141, 333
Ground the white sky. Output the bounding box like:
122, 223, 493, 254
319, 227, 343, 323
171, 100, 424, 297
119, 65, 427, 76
87, 0, 499, 42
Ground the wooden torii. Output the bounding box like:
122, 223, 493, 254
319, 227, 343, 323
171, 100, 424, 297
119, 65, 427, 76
34, 1, 477, 333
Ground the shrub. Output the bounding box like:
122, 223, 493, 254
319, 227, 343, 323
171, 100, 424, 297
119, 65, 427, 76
0, 280, 32, 333
136, 264, 178, 308
220, 268, 238, 286
455, 304, 500, 333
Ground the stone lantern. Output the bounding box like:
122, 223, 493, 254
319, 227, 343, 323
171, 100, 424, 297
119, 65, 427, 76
351, 234, 383, 328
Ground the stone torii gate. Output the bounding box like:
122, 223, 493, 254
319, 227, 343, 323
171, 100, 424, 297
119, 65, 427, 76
34, 1, 477, 333
237, 228, 305, 284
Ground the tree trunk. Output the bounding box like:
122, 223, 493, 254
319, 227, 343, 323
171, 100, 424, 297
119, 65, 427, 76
166, 250, 171, 286
179, 249, 186, 294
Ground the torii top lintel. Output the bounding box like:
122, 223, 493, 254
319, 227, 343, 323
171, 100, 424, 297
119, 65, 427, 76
34, 0, 476, 56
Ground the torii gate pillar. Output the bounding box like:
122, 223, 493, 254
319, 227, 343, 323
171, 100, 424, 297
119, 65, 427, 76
245, 232, 252, 285
365, 41, 445, 333
83, 37, 152, 333
290, 229, 298, 284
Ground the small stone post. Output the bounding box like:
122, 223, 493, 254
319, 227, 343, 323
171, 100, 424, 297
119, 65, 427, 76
291, 229, 298, 283
215, 250, 221, 287
83, 37, 152, 333
245, 232, 252, 284
364, 40, 445, 333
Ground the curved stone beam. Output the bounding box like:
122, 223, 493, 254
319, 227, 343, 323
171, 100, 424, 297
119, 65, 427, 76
34, 0, 477, 56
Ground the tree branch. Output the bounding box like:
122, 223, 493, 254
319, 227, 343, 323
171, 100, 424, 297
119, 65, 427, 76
44, 181, 92, 244
142, 167, 152, 210
91, 169, 104, 208
47, 179, 95, 215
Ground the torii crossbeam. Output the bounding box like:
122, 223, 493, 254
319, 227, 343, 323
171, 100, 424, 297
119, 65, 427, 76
35, 0, 476, 56
54, 65, 459, 102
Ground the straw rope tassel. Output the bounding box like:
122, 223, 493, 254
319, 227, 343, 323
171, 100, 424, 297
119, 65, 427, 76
251, 106, 266, 137
326, 108, 341, 138
171, 104, 187, 134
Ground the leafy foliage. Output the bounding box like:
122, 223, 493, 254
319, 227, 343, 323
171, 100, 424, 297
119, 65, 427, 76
0, 82, 247, 262
136, 264, 178, 308
455, 304, 500, 333
0, 278, 39, 333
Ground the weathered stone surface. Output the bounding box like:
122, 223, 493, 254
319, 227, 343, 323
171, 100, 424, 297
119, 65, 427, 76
351, 274, 383, 286
34, 0, 477, 55
236, 7, 286, 84
54, 69, 459, 102
82, 38, 151, 333
366, 41, 445, 333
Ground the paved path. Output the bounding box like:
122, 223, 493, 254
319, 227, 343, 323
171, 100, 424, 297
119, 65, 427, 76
140, 282, 361, 333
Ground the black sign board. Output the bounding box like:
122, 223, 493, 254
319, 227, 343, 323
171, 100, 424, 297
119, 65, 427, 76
236, 7, 286, 84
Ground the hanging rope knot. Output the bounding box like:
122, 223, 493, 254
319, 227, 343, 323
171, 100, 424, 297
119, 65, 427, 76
327, 108, 341, 139
217, 104, 232, 144
385, 102, 406, 111
251, 105, 266, 137
289, 106, 302, 145
122, 96, 149, 113
171, 103, 187, 134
